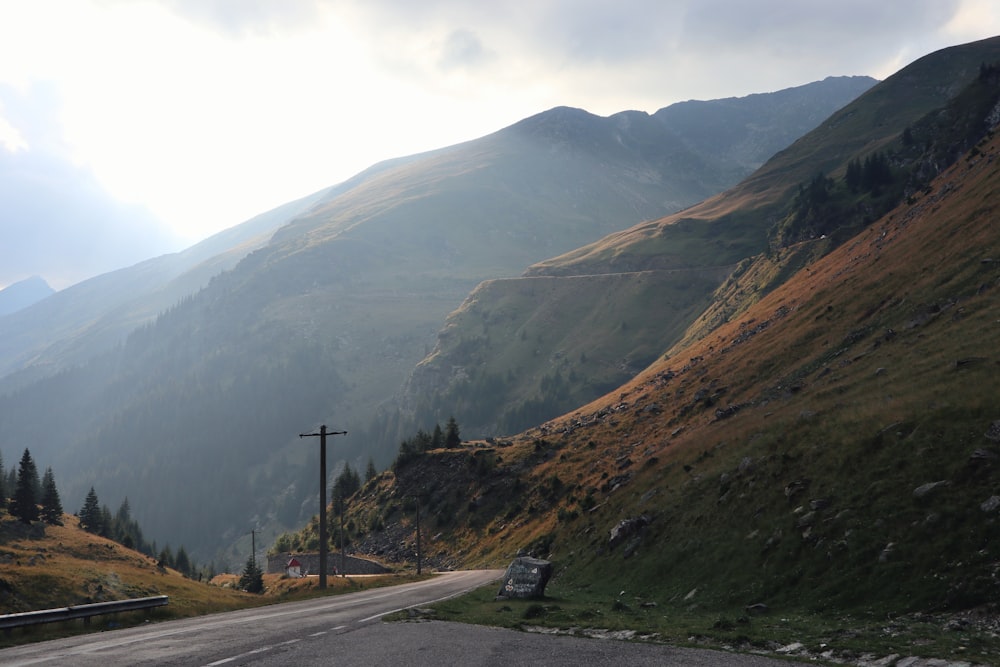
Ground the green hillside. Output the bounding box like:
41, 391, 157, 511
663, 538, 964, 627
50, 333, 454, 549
403, 36, 1000, 440
297, 103, 1000, 664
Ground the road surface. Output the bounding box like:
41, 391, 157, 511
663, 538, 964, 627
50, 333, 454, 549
0, 570, 809, 666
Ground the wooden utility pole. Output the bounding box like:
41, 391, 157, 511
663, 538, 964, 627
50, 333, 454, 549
339, 493, 346, 578
415, 498, 422, 575
299, 425, 347, 589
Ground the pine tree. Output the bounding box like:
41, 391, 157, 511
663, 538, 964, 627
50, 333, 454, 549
238, 555, 264, 593
100, 505, 113, 538
40, 467, 63, 525
79, 487, 103, 532
115, 497, 131, 526
0, 451, 7, 510
10, 449, 39, 524
174, 546, 192, 577
445, 416, 461, 448
333, 464, 360, 512
845, 158, 862, 192
5, 468, 15, 503
365, 458, 378, 483
158, 544, 174, 570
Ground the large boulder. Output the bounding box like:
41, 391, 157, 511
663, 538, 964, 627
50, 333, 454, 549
496, 557, 553, 600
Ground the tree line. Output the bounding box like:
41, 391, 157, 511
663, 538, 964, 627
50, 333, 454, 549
0, 448, 204, 580
393, 417, 461, 470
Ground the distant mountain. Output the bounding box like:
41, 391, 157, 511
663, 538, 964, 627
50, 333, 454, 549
400, 37, 1000, 440
0, 276, 53, 316
0, 76, 872, 563
0, 188, 329, 387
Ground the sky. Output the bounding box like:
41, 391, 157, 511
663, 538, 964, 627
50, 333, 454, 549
1, 0, 999, 290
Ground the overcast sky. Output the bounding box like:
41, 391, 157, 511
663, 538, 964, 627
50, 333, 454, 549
1, 0, 999, 289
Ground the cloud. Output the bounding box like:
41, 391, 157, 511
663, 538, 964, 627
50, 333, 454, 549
1, 0, 997, 268
0, 84, 182, 289
438, 29, 493, 71
156, 0, 329, 37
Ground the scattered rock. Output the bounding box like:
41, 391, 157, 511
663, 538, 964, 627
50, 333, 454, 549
609, 515, 650, 549
986, 420, 1000, 442
981, 496, 1000, 512
784, 479, 809, 500
879, 542, 896, 563
745, 602, 769, 615
913, 481, 949, 499
969, 448, 998, 464
809, 498, 832, 511
776, 642, 805, 654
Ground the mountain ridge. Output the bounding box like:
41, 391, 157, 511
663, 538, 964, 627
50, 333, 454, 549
0, 276, 53, 317
393, 36, 1000, 443
0, 76, 878, 564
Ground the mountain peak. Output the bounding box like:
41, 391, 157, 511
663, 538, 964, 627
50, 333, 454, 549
0, 275, 54, 316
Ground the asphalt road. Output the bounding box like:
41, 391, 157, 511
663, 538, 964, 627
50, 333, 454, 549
0, 571, 809, 666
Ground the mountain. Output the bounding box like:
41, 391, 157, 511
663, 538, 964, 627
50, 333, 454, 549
0, 78, 872, 564
0, 189, 330, 389
290, 43, 1000, 637
400, 37, 1000, 440
0, 276, 53, 316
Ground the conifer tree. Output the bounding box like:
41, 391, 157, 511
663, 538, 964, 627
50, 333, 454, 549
5, 468, 15, 503
238, 555, 264, 593
174, 546, 192, 577
115, 497, 131, 526
40, 467, 63, 525
445, 416, 461, 448
79, 487, 103, 532
333, 464, 360, 513
10, 449, 39, 524
365, 458, 378, 483
158, 544, 174, 570
100, 505, 113, 538
0, 451, 7, 510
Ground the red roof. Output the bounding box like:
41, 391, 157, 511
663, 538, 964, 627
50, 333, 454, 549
286, 558, 301, 567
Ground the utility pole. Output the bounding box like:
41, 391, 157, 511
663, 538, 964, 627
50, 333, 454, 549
299, 425, 347, 590
415, 498, 422, 575
250, 529, 256, 569
339, 492, 346, 578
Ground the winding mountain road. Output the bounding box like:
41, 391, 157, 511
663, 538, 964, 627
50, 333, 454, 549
0, 571, 807, 666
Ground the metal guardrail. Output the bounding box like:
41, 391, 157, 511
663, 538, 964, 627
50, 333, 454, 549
0, 595, 168, 630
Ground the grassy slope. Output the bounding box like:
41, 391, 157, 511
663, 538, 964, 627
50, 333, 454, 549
404, 266, 733, 434
402, 37, 1000, 444
0, 513, 422, 647
321, 124, 1000, 662
0, 514, 254, 644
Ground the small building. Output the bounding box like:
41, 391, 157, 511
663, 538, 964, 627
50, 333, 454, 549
285, 557, 304, 578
